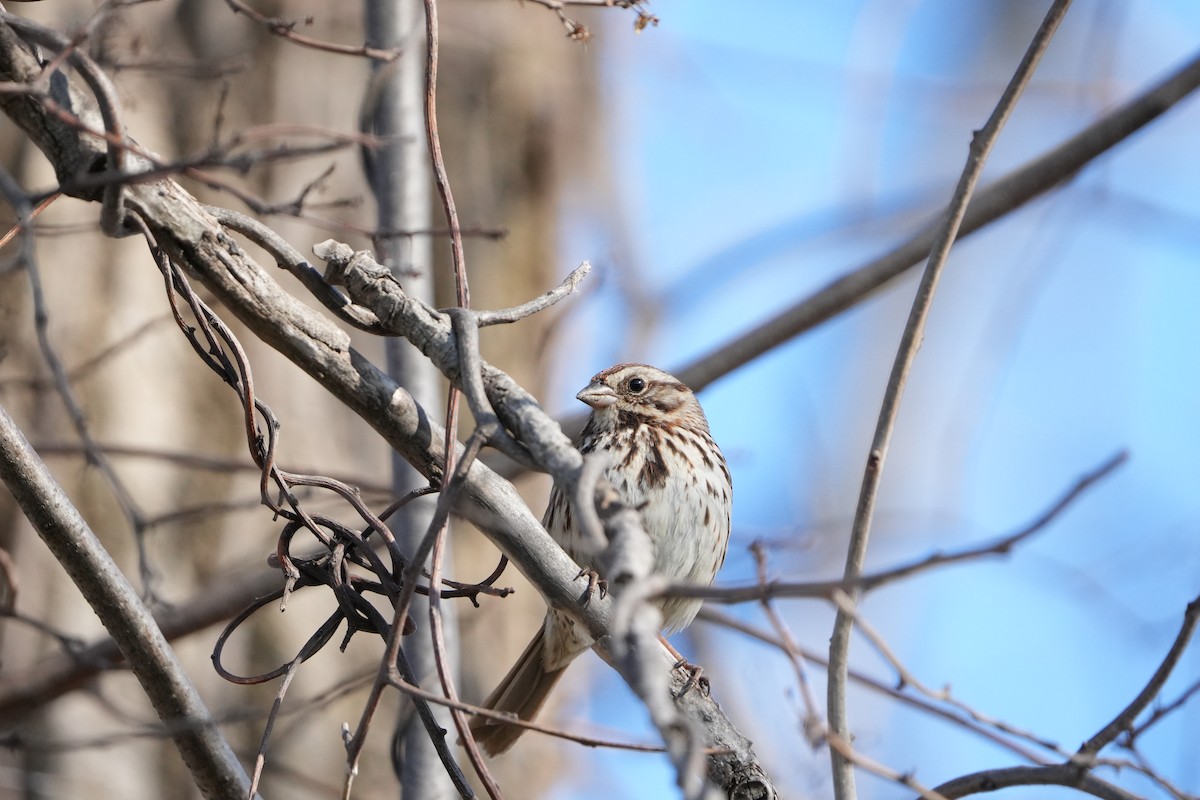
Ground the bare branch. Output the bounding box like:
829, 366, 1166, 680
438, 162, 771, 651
516, 0, 657, 41
748, 542, 823, 745
471, 261, 591, 327
211, 206, 389, 334
928, 594, 1200, 800
698, 607, 1059, 766
667, 450, 1127, 603
220, 0, 400, 61
0, 405, 255, 799
674, 48, 1200, 397
0, 166, 155, 591
828, 7, 1072, 797
0, 12, 131, 233
1077, 595, 1200, 759
933, 765, 1141, 800
422, 0, 467, 310
593, 478, 713, 799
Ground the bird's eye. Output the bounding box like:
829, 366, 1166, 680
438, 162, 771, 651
628, 377, 646, 393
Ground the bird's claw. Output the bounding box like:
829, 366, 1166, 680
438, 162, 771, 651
672, 657, 710, 699
575, 567, 608, 605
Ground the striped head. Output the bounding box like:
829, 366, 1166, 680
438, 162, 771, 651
575, 363, 711, 435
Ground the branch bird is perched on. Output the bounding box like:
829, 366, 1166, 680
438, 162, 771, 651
470, 363, 732, 755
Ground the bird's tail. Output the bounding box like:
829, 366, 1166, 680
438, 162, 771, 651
469, 625, 567, 756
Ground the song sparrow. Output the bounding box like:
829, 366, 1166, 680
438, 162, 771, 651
470, 363, 732, 755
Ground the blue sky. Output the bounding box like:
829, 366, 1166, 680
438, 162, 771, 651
543, 2, 1200, 797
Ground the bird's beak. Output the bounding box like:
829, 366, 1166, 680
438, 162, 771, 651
576, 381, 617, 409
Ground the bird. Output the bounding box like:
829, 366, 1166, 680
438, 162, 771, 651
469, 363, 732, 755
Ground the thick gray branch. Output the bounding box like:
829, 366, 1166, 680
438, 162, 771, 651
0, 405, 254, 800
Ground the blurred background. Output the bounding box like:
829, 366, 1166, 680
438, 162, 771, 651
1, 1, 1198, 798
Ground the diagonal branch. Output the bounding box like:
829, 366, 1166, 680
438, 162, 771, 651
1077, 595, 1200, 760
0, 404, 255, 800
828, 5, 1073, 798
675, 47, 1200, 396
666, 449, 1127, 603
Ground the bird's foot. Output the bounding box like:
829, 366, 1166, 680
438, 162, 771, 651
574, 567, 608, 605
672, 657, 710, 699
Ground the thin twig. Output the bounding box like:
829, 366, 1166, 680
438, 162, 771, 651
471, 261, 591, 326
0, 12, 130, 233
422, 0, 467, 310
208, 205, 388, 333
667, 450, 1127, 603
1077, 594, 1200, 759
341, 573, 477, 799
434, 314, 504, 797
697, 607, 1057, 765
826, 731, 950, 800
447, 309, 536, 467
827, 590, 1063, 755
749, 542, 823, 746
415, 1, 486, 792
0, 167, 154, 593
343, 425, 487, 796
246, 652, 305, 799
1127, 675, 1200, 742
828, 7, 1073, 798
221, 0, 400, 61
517, 0, 657, 41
